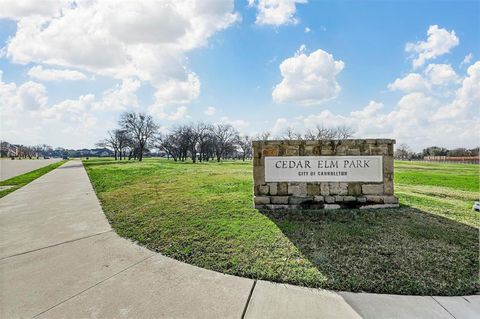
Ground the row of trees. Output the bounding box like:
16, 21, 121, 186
280, 125, 355, 140
155, 123, 354, 162
158, 123, 252, 162
0, 141, 60, 159
422, 146, 479, 157
395, 144, 479, 160
99, 112, 253, 162
0, 141, 115, 159
99, 112, 359, 162
100, 111, 480, 163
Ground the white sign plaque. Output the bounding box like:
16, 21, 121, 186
265, 156, 383, 182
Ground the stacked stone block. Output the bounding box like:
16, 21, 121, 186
252, 139, 398, 210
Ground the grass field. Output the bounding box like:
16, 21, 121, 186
83, 158, 479, 295
395, 161, 479, 226
0, 160, 67, 198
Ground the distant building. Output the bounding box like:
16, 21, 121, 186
0, 141, 19, 158
65, 147, 114, 158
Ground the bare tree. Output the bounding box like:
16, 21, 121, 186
97, 130, 120, 160
119, 112, 158, 161
212, 124, 239, 162
154, 123, 205, 162
186, 124, 199, 163
237, 135, 252, 161
175, 125, 192, 161
336, 125, 355, 139
283, 127, 303, 140
315, 125, 337, 139
304, 129, 316, 140
32, 145, 43, 158
195, 122, 213, 162
304, 125, 355, 140
156, 125, 191, 162
255, 131, 271, 141
395, 143, 412, 160
156, 133, 182, 161
115, 129, 133, 160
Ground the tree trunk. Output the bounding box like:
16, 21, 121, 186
138, 143, 144, 161
191, 148, 196, 163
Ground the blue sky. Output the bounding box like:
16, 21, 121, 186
0, 0, 479, 150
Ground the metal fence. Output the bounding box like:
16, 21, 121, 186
422, 156, 479, 164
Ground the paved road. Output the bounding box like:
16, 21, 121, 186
0, 158, 61, 181
0, 160, 478, 318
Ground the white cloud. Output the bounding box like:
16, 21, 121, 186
93, 78, 141, 111
204, 106, 216, 116
270, 58, 480, 151
393, 92, 433, 122
304, 27, 311, 33
42, 94, 95, 121
147, 73, 200, 121
272, 45, 344, 105
0, 74, 111, 148
271, 118, 288, 135
459, 61, 480, 104
151, 73, 200, 106
460, 53, 473, 67
39, 94, 102, 144
148, 105, 189, 121
2, 1, 239, 143
4, 0, 239, 107
28, 65, 87, 81
297, 96, 463, 150
248, 0, 307, 26
388, 64, 459, 93
0, 0, 63, 19
388, 73, 429, 92
424, 64, 459, 85
17, 81, 48, 110
0, 72, 47, 113
406, 25, 459, 69
157, 106, 189, 121
219, 116, 249, 130
434, 61, 480, 120
350, 101, 383, 118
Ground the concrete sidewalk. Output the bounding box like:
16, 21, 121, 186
0, 158, 61, 181
0, 160, 478, 318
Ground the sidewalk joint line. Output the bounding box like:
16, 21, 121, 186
0, 230, 112, 261
431, 296, 457, 319
241, 279, 257, 319
31, 254, 154, 319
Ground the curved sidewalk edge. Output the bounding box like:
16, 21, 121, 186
0, 160, 478, 319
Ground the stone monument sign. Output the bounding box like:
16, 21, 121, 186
253, 139, 399, 209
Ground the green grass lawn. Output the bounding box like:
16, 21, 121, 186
83, 158, 479, 296
0, 160, 67, 198
395, 161, 479, 226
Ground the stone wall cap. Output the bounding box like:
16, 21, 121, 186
252, 138, 396, 146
